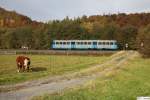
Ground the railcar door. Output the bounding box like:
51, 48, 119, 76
93, 42, 97, 49
71, 42, 75, 49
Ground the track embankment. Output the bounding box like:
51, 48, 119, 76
0, 49, 117, 56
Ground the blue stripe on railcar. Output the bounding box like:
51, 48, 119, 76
111, 44, 118, 49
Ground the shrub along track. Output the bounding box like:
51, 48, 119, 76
0, 51, 138, 100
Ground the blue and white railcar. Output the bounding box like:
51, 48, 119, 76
52, 40, 118, 50
52, 40, 71, 49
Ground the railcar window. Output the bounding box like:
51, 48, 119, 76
81, 42, 83, 45
63, 42, 66, 45
84, 42, 87, 45
56, 42, 59, 44
67, 42, 70, 44
71, 42, 75, 45
103, 42, 105, 45
88, 42, 91, 45
93, 42, 97, 45
110, 42, 113, 45
106, 42, 109, 45
60, 42, 62, 45
77, 42, 80, 45
98, 42, 102, 45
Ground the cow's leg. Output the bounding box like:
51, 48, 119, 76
17, 68, 20, 72
17, 63, 21, 72
22, 66, 25, 72
27, 66, 30, 72
24, 59, 28, 71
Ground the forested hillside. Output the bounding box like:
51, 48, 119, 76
0, 7, 150, 57
0, 7, 40, 27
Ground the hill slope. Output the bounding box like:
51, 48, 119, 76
0, 7, 40, 27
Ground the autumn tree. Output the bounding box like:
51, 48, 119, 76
120, 25, 138, 49
137, 24, 150, 57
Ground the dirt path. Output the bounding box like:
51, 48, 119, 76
0, 51, 138, 100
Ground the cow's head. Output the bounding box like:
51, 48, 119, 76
24, 58, 30, 70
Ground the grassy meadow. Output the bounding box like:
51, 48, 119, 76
33, 57, 150, 100
0, 54, 108, 85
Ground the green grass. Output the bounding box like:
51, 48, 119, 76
33, 57, 150, 100
0, 55, 108, 85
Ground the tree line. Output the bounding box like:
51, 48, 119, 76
0, 12, 150, 57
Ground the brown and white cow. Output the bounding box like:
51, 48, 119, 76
16, 56, 31, 72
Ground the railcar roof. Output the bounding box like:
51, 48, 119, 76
53, 40, 117, 42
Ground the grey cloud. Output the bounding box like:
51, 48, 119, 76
0, 0, 150, 21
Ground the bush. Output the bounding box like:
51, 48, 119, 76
137, 24, 150, 58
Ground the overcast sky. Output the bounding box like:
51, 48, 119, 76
0, 0, 150, 22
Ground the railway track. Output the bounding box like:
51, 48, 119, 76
0, 50, 118, 55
